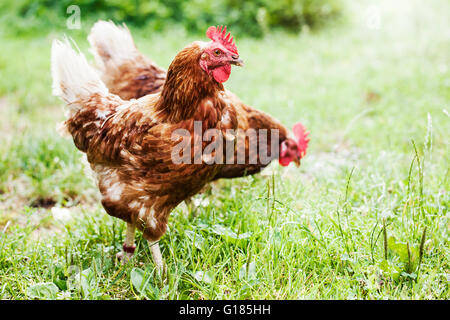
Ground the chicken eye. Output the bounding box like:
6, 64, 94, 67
213, 49, 222, 56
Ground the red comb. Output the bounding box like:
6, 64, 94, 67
293, 122, 310, 158
206, 25, 238, 54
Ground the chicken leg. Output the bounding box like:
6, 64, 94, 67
116, 223, 164, 272
116, 223, 136, 263
148, 241, 164, 273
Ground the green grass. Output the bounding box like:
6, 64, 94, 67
0, 0, 448, 299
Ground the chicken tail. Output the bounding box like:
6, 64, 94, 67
51, 38, 108, 113
88, 20, 137, 73
87, 20, 167, 100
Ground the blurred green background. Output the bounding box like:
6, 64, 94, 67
0, 0, 341, 36
0, 0, 448, 300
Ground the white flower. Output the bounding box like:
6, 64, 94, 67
51, 207, 72, 224
193, 197, 210, 207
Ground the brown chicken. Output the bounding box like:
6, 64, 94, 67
51, 25, 308, 272
88, 21, 309, 180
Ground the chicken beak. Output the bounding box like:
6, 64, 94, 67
230, 56, 244, 67
293, 157, 301, 167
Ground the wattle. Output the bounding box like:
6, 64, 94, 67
212, 64, 231, 83
278, 156, 291, 167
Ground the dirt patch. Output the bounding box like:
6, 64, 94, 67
30, 197, 57, 209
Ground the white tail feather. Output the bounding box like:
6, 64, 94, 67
88, 20, 137, 72
51, 38, 108, 113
